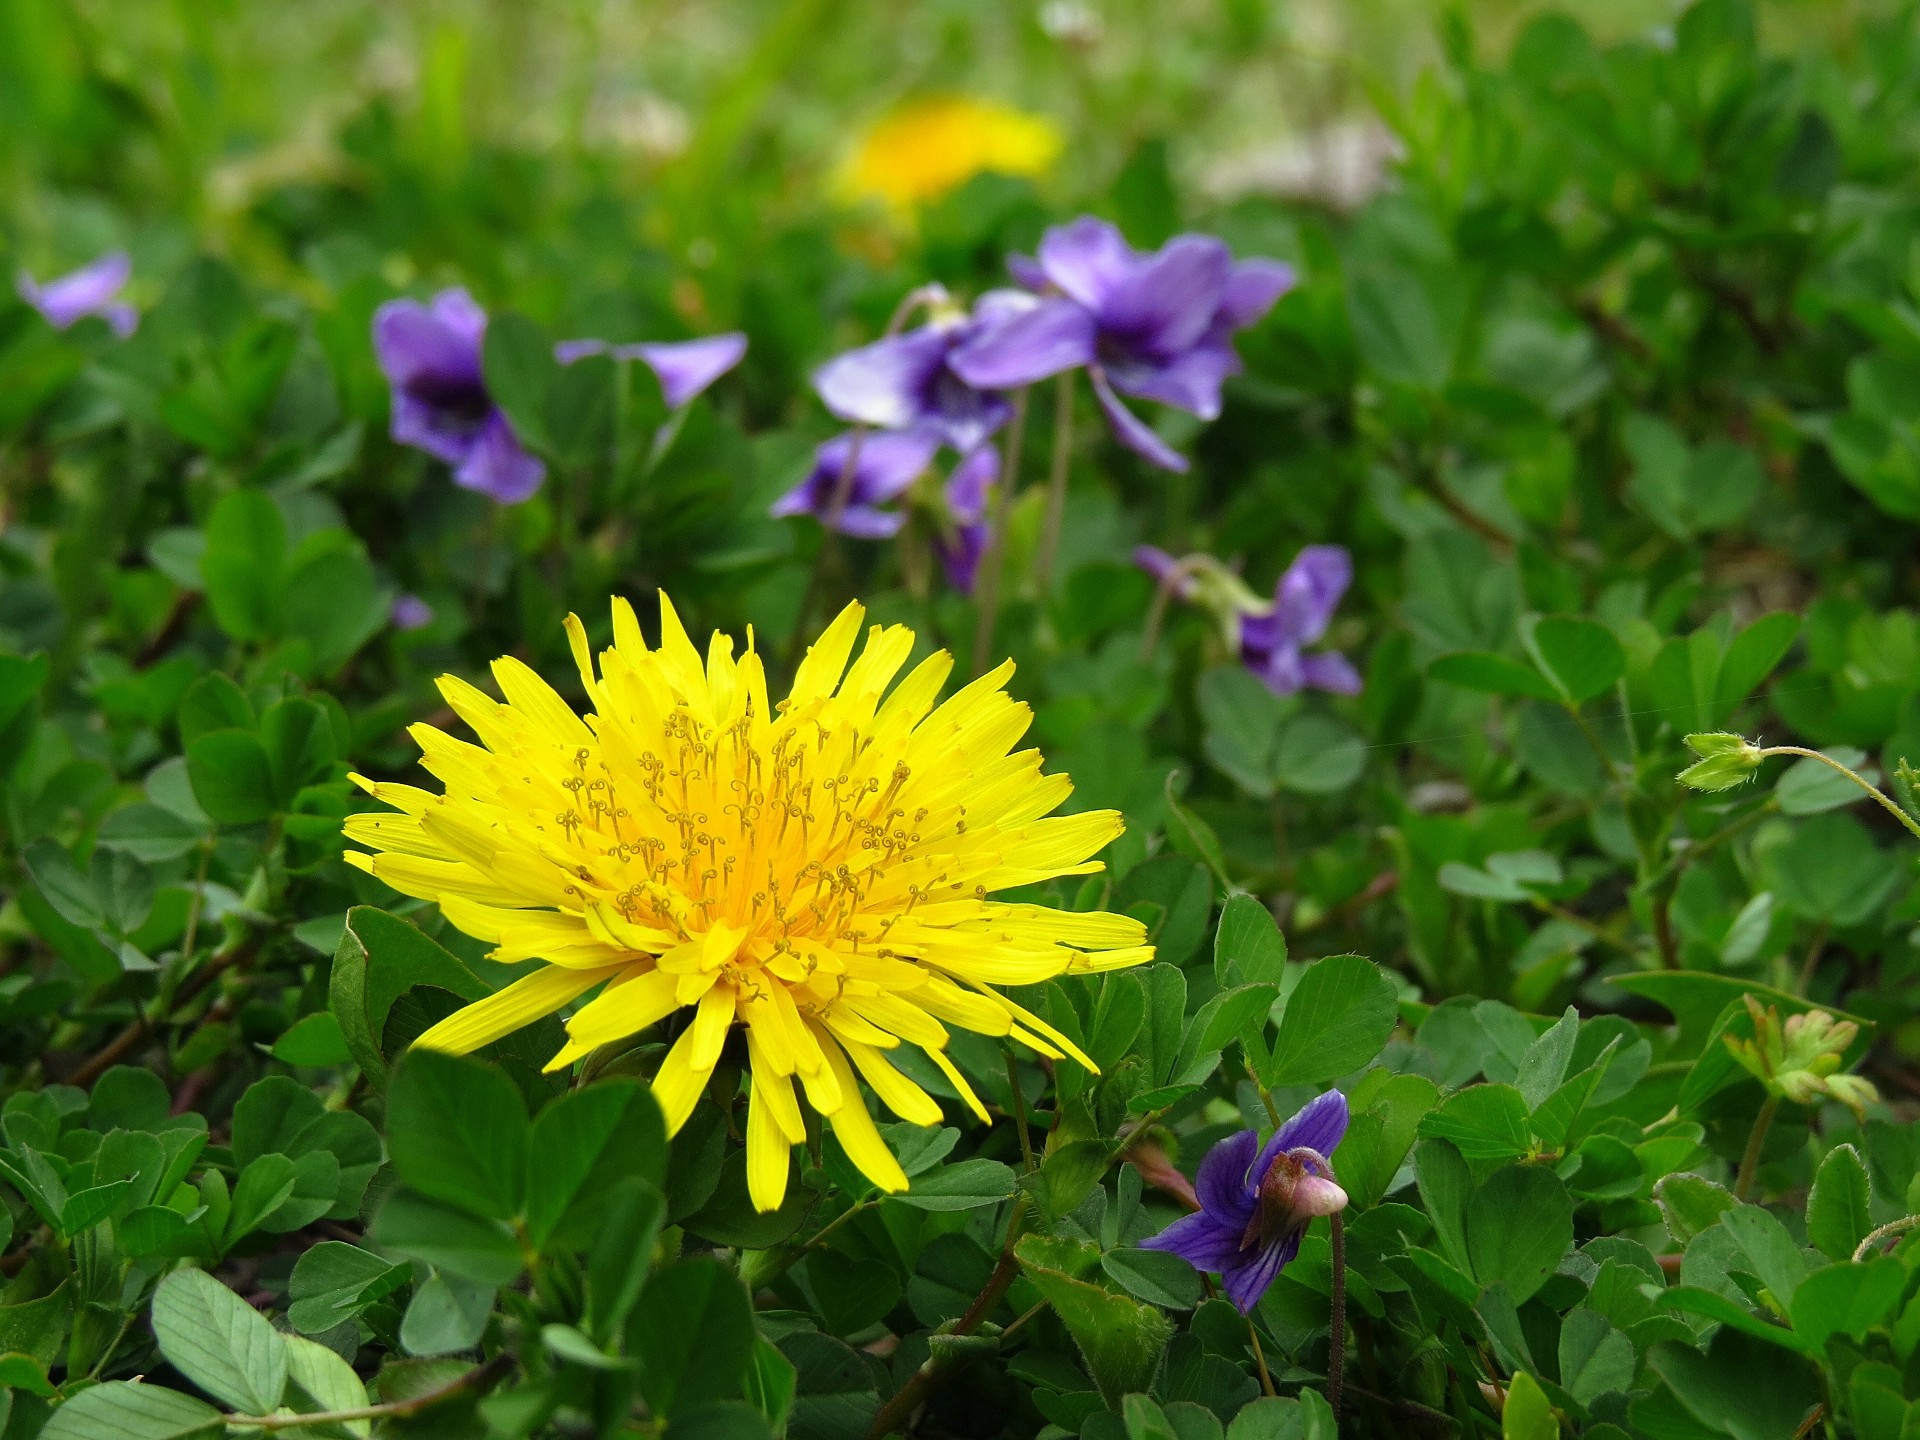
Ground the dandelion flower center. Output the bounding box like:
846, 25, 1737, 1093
345, 595, 1152, 1209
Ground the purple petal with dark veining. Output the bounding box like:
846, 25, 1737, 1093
390, 390, 487, 467
1221, 1231, 1300, 1314
1139, 1210, 1247, 1274
770, 430, 938, 534
374, 296, 485, 393
1271, 545, 1352, 646
453, 411, 546, 504
1253, 1090, 1351, 1181
1194, 1128, 1260, 1216
1037, 216, 1137, 311
1099, 235, 1231, 357
628, 333, 747, 407
1241, 638, 1306, 697
1089, 368, 1188, 473
949, 298, 1097, 390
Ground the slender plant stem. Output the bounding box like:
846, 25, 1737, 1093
1853, 1214, 1920, 1262
1757, 746, 1920, 842
1004, 1050, 1035, 1172
1247, 1315, 1276, 1398
1797, 922, 1830, 996
1329, 1211, 1347, 1423
222, 1354, 510, 1428
999, 1298, 1050, 1343
864, 1195, 1030, 1440
1034, 371, 1075, 597
968, 387, 1030, 678
1734, 1093, 1781, 1201
1138, 555, 1205, 663
472, 503, 496, 622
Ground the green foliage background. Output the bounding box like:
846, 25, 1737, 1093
5, 1, 1920, 1437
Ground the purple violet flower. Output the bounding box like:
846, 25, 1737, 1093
18, 252, 138, 337
372, 288, 546, 505
813, 298, 1015, 454
949, 216, 1293, 473
1133, 544, 1199, 601
390, 594, 435, 632
769, 430, 940, 538
937, 445, 999, 595
1140, 1090, 1349, 1314
1240, 545, 1361, 697
554, 332, 747, 408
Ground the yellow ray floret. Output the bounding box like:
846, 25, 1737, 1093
345, 595, 1152, 1211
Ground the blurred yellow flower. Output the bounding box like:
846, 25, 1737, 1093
842, 95, 1063, 210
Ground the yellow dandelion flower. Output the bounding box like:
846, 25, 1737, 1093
840, 95, 1064, 211
345, 595, 1152, 1212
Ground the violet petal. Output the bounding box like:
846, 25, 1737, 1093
1218, 258, 1295, 329
1037, 216, 1136, 311
1272, 545, 1353, 646
1106, 342, 1239, 421
1300, 651, 1364, 696
814, 328, 953, 430
1221, 1231, 1300, 1314
1195, 1128, 1261, 1215
373, 298, 485, 392
18, 252, 133, 330
630, 333, 748, 408
1100, 234, 1232, 358
1139, 1210, 1247, 1273
453, 410, 546, 504
1089, 368, 1189, 473
1253, 1090, 1350, 1179
949, 297, 1098, 390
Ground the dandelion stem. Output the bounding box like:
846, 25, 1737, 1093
1734, 1093, 1781, 1201
969, 386, 1030, 678
1035, 371, 1075, 598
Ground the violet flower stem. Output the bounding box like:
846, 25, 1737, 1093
1329, 1211, 1347, 1423
1854, 1215, 1920, 1262
1034, 370, 1075, 598
1138, 555, 1206, 663
969, 386, 1031, 678
1247, 1315, 1276, 1398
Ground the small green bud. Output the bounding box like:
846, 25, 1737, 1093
1724, 995, 1880, 1119
1678, 733, 1763, 791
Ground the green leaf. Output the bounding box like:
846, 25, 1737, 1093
1775, 748, 1874, 815
224, 1154, 297, 1245
892, 1158, 1017, 1212
1789, 1257, 1906, 1349
1647, 1329, 1821, 1437
329, 907, 488, 1087
186, 729, 276, 826
780, 1331, 878, 1440
1501, 1371, 1555, 1440
231, 1076, 325, 1167
370, 1187, 524, 1286
1101, 1248, 1202, 1309
664, 1402, 777, 1440
1525, 615, 1624, 706
1722, 1204, 1811, 1308
200, 490, 287, 641
59, 1179, 134, 1237
1262, 953, 1397, 1086
1654, 1174, 1737, 1247
21, 838, 103, 928
1428, 652, 1560, 703
271, 1013, 351, 1067
1557, 1308, 1635, 1408
282, 1333, 371, 1435
287, 1242, 406, 1335
629, 1256, 756, 1416
1660, 1286, 1816, 1355
177, 674, 254, 743
526, 1077, 667, 1251
1346, 264, 1459, 391
547, 351, 617, 467
808, 1249, 903, 1337
149, 1267, 289, 1414
1715, 612, 1800, 722
283, 543, 385, 675
1214, 893, 1287, 987
1333, 1072, 1439, 1210
1271, 714, 1366, 795
1015, 1235, 1174, 1407
1806, 1144, 1872, 1263
258, 698, 336, 807
1418, 1084, 1532, 1161
481, 313, 559, 455
1465, 1165, 1571, 1303
386, 1050, 529, 1221
400, 1272, 494, 1357
38, 1381, 223, 1440
684, 1149, 815, 1249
